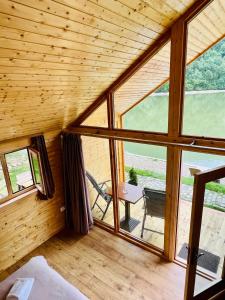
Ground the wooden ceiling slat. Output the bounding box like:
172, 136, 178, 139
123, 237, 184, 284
22, 0, 158, 41
0, 48, 129, 68
0, 1, 149, 51
0, 26, 142, 59
0, 38, 133, 64
89, 0, 165, 33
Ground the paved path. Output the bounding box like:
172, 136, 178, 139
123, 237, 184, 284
125, 153, 225, 208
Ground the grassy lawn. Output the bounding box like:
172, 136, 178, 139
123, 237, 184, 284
8, 166, 32, 193
125, 166, 225, 212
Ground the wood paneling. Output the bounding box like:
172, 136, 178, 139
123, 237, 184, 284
0, 0, 202, 139
0, 130, 65, 272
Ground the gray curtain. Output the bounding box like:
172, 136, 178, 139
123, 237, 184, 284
62, 132, 93, 234
31, 135, 55, 200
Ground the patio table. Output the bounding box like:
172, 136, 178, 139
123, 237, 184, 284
107, 182, 143, 232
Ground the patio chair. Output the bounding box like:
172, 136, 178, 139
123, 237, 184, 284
141, 188, 166, 238
86, 171, 112, 221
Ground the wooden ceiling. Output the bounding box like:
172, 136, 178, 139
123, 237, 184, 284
0, 0, 224, 140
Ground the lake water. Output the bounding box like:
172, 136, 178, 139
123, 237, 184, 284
124, 91, 225, 168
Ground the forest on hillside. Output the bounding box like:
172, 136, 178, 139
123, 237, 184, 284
158, 38, 225, 92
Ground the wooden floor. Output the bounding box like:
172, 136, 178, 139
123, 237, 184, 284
92, 196, 225, 277
0, 226, 198, 300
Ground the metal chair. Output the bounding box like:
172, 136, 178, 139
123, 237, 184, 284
141, 188, 166, 238
86, 171, 112, 221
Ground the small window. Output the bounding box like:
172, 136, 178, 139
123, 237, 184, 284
28, 148, 46, 194
0, 162, 8, 199
5, 148, 34, 193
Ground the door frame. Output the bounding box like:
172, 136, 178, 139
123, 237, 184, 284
184, 166, 225, 300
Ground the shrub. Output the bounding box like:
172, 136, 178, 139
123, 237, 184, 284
128, 167, 138, 186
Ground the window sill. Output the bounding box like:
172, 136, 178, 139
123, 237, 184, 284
0, 188, 38, 208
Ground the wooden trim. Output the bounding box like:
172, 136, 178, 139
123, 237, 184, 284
184, 166, 225, 300
168, 20, 187, 137
0, 188, 37, 207
117, 116, 125, 183
107, 92, 114, 130
183, 0, 214, 23
164, 17, 187, 261
194, 280, 225, 300
109, 139, 119, 232
93, 218, 115, 233
174, 258, 216, 281
164, 147, 181, 261
0, 154, 13, 197
66, 127, 225, 155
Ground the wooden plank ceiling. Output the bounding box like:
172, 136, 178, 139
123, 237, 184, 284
0, 0, 197, 140
0, 0, 224, 139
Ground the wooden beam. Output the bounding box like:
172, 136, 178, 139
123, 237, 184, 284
66, 127, 225, 154
109, 139, 119, 232
164, 17, 188, 261
107, 92, 114, 129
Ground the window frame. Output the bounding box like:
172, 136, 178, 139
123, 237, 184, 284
0, 147, 36, 205
28, 147, 46, 195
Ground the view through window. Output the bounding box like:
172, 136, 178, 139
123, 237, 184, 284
117, 141, 167, 250
5, 149, 34, 194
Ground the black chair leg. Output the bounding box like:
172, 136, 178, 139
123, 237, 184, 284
141, 212, 147, 238
101, 200, 111, 221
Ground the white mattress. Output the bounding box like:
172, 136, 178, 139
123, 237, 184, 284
0, 256, 88, 300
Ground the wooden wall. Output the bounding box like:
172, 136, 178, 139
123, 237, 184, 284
0, 130, 65, 272
0, 0, 197, 137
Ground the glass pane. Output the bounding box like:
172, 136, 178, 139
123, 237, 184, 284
0, 162, 8, 199
82, 136, 114, 227
182, 0, 225, 138
123, 82, 169, 132
81, 100, 108, 127
5, 149, 34, 193
116, 141, 167, 250
30, 152, 41, 184
176, 151, 225, 275
114, 42, 170, 132
194, 178, 225, 294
